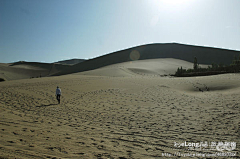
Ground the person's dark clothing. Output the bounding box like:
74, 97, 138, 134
56, 94, 61, 104
56, 87, 61, 104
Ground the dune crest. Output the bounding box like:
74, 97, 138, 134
78, 58, 208, 77
0, 62, 70, 81
54, 43, 240, 76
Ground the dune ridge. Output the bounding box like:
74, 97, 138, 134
53, 43, 240, 76
0, 62, 70, 81
1, 43, 239, 81
55, 59, 85, 65
78, 58, 208, 77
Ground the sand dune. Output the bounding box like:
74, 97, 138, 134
0, 57, 208, 81
54, 43, 240, 76
0, 43, 239, 158
78, 58, 208, 77
0, 71, 239, 158
55, 59, 85, 65
1, 43, 239, 81
0, 62, 70, 81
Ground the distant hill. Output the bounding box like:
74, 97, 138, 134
55, 59, 85, 65
53, 43, 240, 76
1, 43, 240, 80
0, 61, 70, 81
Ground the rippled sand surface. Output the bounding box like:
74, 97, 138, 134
0, 73, 239, 158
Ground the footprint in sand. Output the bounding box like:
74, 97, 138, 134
74, 152, 84, 155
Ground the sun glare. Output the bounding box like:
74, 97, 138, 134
150, 0, 192, 8
148, 0, 193, 13
162, 0, 191, 5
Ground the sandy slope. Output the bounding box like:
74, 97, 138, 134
0, 68, 239, 158
54, 43, 240, 76
55, 59, 85, 65
0, 58, 207, 81
78, 58, 208, 77
0, 63, 39, 81
0, 62, 70, 81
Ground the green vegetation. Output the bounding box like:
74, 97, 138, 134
193, 57, 198, 71
175, 55, 240, 77
30, 74, 42, 79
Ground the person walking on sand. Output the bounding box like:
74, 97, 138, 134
56, 86, 61, 104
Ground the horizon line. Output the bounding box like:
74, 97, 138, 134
2, 42, 240, 64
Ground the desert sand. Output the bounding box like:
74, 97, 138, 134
53, 43, 240, 76
0, 62, 70, 81
0, 58, 239, 158
78, 58, 208, 77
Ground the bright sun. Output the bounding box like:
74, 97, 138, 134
152, 0, 191, 6
149, 0, 193, 12
162, 0, 191, 5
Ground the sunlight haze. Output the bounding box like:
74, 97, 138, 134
0, 0, 239, 63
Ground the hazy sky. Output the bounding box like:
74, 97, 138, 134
1, 0, 240, 63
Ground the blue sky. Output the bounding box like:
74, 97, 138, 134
1, 0, 240, 63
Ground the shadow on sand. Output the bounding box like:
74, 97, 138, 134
36, 103, 58, 107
